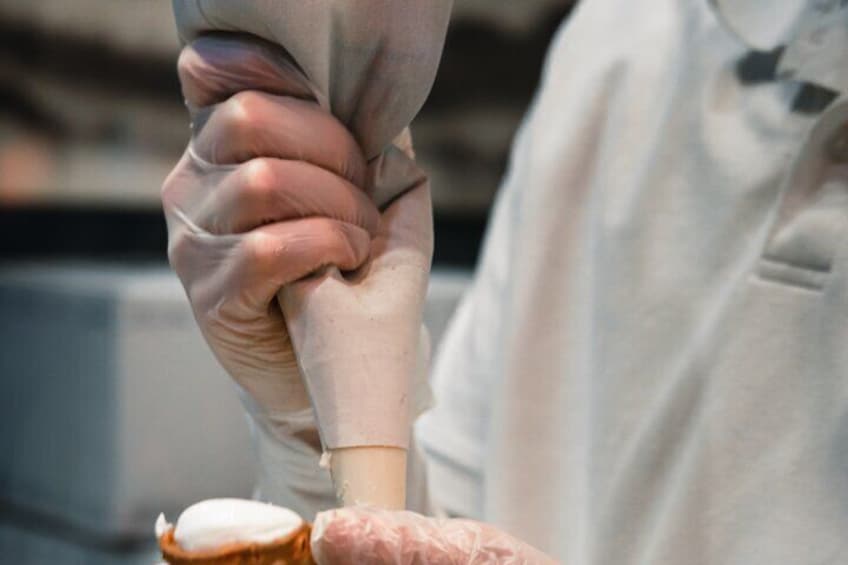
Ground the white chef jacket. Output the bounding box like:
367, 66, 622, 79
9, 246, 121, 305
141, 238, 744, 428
416, 0, 848, 563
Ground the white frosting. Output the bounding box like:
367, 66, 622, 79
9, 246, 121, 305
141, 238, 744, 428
155, 513, 171, 539
157, 498, 303, 552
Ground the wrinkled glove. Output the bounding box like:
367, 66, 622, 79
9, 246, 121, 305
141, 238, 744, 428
165, 34, 437, 513
173, 0, 449, 455
164, 36, 380, 430
311, 507, 559, 565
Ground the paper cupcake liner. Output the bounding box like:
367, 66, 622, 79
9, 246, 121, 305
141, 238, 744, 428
159, 522, 314, 565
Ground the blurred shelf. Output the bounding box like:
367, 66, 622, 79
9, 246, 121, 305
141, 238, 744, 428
0, 0, 568, 53
0, 0, 180, 57
0, 0, 572, 265
452, 0, 572, 35
0, 204, 487, 268
0, 136, 177, 209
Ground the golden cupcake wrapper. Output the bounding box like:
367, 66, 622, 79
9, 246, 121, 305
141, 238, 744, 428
159, 522, 315, 565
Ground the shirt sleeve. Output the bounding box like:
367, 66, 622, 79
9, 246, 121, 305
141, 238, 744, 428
415, 295, 489, 519
415, 118, 528, 518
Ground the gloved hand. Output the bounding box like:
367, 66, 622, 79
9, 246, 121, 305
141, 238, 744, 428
165, 36, 436, 516
168, 32, 436, 458
163, 36, 380, 429
173, 2, 448, 457
311, 507, 559, 564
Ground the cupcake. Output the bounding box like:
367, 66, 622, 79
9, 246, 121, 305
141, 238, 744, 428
155, 498, 314, 564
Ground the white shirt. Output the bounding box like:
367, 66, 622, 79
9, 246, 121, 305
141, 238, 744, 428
417, 0, 848, 563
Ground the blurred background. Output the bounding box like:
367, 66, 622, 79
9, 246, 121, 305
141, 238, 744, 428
0, 1, 571, 562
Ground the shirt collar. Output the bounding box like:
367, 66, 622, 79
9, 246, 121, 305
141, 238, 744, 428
710, 0, 848, 93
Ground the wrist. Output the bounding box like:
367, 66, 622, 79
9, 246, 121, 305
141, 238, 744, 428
246, 404, 336, 518
237, 386, 315, 444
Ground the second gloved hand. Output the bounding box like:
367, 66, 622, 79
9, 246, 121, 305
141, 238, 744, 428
311, 507, 559, 564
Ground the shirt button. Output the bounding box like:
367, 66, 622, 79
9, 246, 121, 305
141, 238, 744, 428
827, 124, 848, 163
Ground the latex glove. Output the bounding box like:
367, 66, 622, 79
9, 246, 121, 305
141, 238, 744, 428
172, 0, 452, 161
173, 1, 448, 454
171, 34, 434, 456
167, 35, 433, 500
163, 36, 380, 429
311, 507, 559, 565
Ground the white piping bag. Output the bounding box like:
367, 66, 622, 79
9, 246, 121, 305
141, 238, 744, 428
174, 1, 452, 509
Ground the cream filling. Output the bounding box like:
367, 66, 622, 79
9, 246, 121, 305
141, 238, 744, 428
155, 498, 303, 551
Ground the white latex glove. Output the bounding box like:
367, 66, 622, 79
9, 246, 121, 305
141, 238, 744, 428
166, 37, 435, 515
173, 1, 448, 455
172, 0, 452, 161
163, 36, 380, 431
311, 507, 559, 565
169, 0, 446, 510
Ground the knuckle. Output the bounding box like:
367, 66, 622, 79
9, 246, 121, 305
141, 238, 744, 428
241, 230, 280, 270
221, 90, 266, 136
238, 158, 278, 205
166, 232, 189, 273
160, 171, 181, 210
160, 153, 195, 210
176, 46, 200, 87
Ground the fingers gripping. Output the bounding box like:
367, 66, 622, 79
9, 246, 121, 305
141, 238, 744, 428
168, 215, 372, 318
165, 34, 381, 305
196, 158, 379, 235
178, 34, 318, 109
192, 90, 366, 185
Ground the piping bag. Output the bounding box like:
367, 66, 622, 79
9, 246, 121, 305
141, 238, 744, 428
174, 1, 452, 509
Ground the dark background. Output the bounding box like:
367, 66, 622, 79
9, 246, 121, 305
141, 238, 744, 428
0, 0, 572, 267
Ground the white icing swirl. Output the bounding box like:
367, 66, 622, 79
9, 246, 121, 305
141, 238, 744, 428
157, 498, 303, 551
